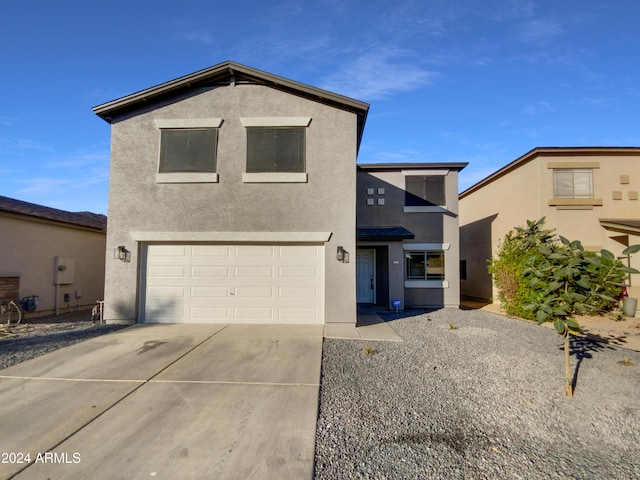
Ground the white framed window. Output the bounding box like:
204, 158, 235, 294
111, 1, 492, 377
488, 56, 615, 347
402, 170, 448, 212
405, 251, 445, 281
241, 117, 310, 183
403, 243, 450, 288
154, 118, 222, 183
553, 169, 593, 198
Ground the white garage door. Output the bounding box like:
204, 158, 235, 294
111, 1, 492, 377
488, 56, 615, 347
144, 244, 324, 324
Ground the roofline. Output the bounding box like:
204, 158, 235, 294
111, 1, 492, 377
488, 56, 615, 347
0, 210, 106, 233
459, 146, 640, 200
357, 162, 468, 171
92, 60, 369, 151
0, 195, 106, 232
92, 60, 369, 119
599, 219, 640, 235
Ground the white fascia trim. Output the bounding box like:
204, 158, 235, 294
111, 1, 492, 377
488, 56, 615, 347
405, 280, 450, 289
131, 231, 332, 243
402, 169, 449, 176
403, 243, 451, 250
243, 172, 308, 183
154, 118, 223, 128
240, 117, 312, 127
156, 172, 219, 183
403, 206, 448, 213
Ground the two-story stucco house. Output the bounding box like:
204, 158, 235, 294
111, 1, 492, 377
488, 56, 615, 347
459, 147, 640, 304
356, 163, 466, 310
93, 61, 465, 325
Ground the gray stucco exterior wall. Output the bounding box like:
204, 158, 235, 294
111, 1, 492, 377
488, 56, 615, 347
103, 83, 358, 324
356, 167, 462, 308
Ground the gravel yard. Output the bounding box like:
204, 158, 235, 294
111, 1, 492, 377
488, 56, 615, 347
315, 308, 640, 480
0, 311, 127, 370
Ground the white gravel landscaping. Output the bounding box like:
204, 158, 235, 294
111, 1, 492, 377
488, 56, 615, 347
314, 308, 640, 480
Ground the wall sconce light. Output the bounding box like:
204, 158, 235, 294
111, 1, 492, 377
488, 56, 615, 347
117, 245, 131, 263
336, 246, 349, 263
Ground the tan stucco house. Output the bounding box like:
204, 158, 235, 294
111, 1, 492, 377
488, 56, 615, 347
0, 196, 106, 316
459, 147, 640, 303
93, 61, 465, 325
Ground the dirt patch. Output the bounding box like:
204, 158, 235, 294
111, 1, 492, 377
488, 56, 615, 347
473, 301, 640, 352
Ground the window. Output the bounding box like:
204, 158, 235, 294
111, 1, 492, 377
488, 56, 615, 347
159, 128, 217, 173
154, 118, 222, 183
246, 127, 305, 173
405, 176, 445, 206
405, 251, 445, 281
553, 169, 593, 198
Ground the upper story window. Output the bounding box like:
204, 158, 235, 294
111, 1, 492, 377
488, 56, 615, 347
405, 176, 445, 206
402, 170, 449, 212
154, 118, 222, 183
553, 169, 593, 198
159, 128, 217, 173
241, 117, 311, 183
246, 127, 305, 173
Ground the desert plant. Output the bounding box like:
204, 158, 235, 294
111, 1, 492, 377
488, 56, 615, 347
361, 345, 377, 356
489, 218, 556, 319
520, 226, 639, 396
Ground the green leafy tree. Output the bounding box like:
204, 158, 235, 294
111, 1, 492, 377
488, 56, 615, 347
518, 224, 639, 397
488, 218, 556, 319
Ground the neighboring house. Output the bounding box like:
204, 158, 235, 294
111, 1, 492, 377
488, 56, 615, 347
356, 163, 467, 310
0, 195, 107, 316
93, 61, 368, 325
459, 147, 640, 303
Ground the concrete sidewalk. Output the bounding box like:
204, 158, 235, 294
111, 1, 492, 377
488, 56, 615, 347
0, 324, 322, 480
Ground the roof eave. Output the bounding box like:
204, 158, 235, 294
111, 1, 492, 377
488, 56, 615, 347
92, 61, 369, 120
460, 146, 640, 200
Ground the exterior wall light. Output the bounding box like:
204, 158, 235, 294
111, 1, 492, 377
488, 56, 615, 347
117, 245, 131, 263
336, 246, 349, 263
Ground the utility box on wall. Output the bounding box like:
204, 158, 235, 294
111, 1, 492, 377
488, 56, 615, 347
54, 257, 75, 285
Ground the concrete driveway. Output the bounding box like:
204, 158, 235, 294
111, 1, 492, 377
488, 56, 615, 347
0, 323, 323, 480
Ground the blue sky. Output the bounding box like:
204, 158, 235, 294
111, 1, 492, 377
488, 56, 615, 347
2, 0, 639, 214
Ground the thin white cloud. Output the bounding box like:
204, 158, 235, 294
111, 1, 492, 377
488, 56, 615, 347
519, 18, 564, 44
523, 101, 554, 115
179, 30, 214, 45
319, 49, 436, 100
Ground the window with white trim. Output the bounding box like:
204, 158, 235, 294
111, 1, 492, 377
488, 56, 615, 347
246, 127, 305, 173
405, 251, 445, 281
154, 118, 222, 183
553, 169, 593, 198
405, 176, 446, 206
159, 128, 218, 173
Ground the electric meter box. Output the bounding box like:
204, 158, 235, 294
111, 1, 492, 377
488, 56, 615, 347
54, 256, 75, 285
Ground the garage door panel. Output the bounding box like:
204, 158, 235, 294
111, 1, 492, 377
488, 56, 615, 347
191, 307, 229, 320
279, 266, 319, 278
235, 266, 273, 278
279, 307, 317, 320
191, 286, 228, 298
148, 266, 187, 278
192, 245, 231, 257
145, 243, 323, 324
235, 286, 273, 298
279, 286, 318, 299
235, 307, 273, 320
150, 245, 188, 256
235, 245, 275, 257
191, 266, 230, 277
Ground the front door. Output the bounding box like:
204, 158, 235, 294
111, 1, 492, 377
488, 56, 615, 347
356, 249, 375, 303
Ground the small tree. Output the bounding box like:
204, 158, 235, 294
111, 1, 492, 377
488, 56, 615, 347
519, 223, 640, 397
